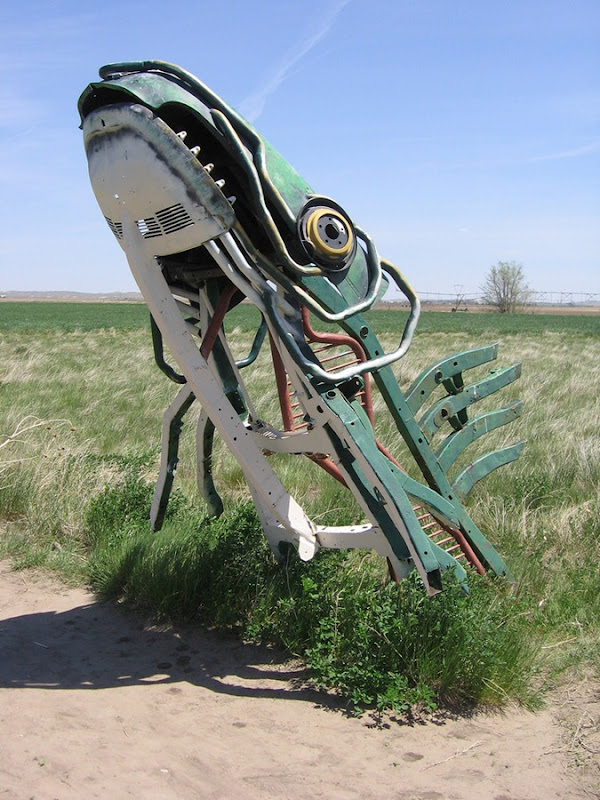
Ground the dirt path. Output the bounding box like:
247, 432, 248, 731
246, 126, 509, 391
0, 561, 597, 799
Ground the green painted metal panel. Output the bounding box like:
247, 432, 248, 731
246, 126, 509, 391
452, 442, 527, 498
437, 402, 523, 472
406, 344, 499, 415
419, 364, 522, 442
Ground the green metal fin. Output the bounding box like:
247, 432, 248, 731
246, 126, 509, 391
419, 364, 522, 442
406, 344, 499, 415
452, 441, 526, 498
437, 402, 524, 472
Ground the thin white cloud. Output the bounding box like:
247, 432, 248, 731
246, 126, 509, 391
238, 0, 351, 122
529, 141, 600, 162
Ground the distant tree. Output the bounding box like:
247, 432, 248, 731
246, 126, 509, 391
481, 261, 529, 313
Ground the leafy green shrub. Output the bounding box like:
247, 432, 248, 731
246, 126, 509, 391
87, 483, 538, 713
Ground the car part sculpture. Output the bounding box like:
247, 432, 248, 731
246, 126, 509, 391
78, 61, 524, 595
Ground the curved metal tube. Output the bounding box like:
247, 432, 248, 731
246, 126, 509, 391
218, 236, 421, 383
150, 314, 186, 384
235, 317, 268, 369
211, 110, 384, 321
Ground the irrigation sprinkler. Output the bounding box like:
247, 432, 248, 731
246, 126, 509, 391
78, 62, 524, 594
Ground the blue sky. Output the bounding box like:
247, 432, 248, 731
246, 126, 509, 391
0, 0, 598, 297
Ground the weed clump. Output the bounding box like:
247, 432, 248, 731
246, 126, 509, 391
87, 483, 538, 714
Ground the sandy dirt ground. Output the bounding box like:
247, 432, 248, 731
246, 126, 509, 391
1, 561, 598, 800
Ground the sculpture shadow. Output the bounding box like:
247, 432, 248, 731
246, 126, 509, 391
0, 595, 341, 709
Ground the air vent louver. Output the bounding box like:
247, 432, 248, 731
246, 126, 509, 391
156, 203, 194, 234
104, 216, 123, 239
105, 204, 194, 242
137, 217, 162, 238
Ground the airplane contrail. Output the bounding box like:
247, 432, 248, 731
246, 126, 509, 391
238, 0, 351, 122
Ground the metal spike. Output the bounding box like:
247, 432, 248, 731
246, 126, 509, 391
190, 146, 201, 157
227, 196, 237, 205
215, 179, 226, 188
203, 163, 214, 174
176, 131, 187, 140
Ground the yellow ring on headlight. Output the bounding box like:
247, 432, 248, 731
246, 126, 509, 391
305, 208, 354, 259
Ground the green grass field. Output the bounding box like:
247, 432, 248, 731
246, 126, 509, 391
3, 300, 599, 337
1, 302, 599, 713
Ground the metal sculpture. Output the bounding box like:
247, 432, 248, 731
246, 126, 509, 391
78, 61, 524, 594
